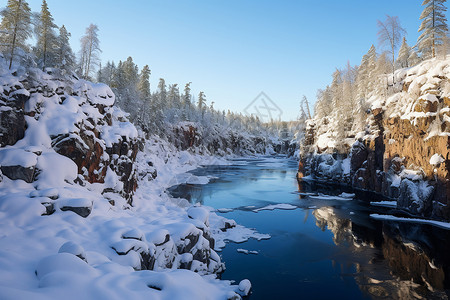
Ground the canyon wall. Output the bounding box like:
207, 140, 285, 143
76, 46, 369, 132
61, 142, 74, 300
298, 58, 450, 220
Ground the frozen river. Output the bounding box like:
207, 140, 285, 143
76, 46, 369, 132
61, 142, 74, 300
169, 156, 450, 299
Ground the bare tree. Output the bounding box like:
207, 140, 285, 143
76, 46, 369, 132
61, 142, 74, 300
79, 24, 101, 79
377, 15, 406, 82
301, 95, 311, 119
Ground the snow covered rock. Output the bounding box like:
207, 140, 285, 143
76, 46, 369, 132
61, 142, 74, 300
122, 228, 144, 241
35, 253, 96, 280
0, 148, 38, 182
58, 198, 93, 218
430, 153, 445, 166
397, 179, 434, 216
58, 241, 87, 261
299, 58, 450, 220
238, 279, 252, 296
187, 205, 210, 226
0, 66, 141, 203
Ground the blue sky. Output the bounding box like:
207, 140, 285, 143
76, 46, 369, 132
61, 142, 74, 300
26, 0, 447, 121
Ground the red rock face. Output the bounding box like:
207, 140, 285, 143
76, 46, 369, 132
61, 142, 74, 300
298, 60, 450, 220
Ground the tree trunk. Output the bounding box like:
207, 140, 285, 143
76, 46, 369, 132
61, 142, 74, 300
9, 0, 22, 69
432, 0, 436, 58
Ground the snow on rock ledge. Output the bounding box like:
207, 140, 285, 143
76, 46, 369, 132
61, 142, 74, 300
0, 65, 140, 203
299, 57, 450, 221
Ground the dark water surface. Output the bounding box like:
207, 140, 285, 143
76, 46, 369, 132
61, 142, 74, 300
169, 156, 450, 299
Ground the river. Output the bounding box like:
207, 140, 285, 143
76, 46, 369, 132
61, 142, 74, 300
169, 156, 450, 299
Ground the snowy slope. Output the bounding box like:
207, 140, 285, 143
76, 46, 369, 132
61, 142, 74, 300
0, 60, 262, 299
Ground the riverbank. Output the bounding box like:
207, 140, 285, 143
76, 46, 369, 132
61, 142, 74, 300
169, 156, 450, 299
0, 61, 273, 299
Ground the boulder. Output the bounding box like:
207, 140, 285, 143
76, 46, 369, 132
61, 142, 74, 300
58, 198, 93, 218
0, 94, 27, 147
58, 241, 87, 262
0, 165, 35, 183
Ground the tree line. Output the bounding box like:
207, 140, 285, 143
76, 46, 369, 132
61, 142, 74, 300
311, 0, 448, 151
0, 0, 295, 144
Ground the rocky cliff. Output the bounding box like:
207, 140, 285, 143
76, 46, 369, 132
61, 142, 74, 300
0, 65, 231, 281
0, 67, 140, 204
299, 58, 450, 221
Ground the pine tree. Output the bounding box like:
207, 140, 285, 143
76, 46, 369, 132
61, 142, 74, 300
314, 87, 332, 120
157, 78, 167, 104
168, 83, 180, 109
374, 52, 390, 98
396, 37, 411, 68
183, 82, 192, 106
138, 65, 151, 100
79, 24, 101, 79
136, 65, 150, 126
198, 91, 206, 111
356, 45, 377, 100
408, 49, 421, 65
34, 0, 57, 69
0, 0, 32, 69
54, 25, 75, 72
331, 69, 343, 108
418, 0, 448, 58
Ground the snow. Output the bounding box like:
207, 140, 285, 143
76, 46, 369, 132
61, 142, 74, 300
101, 121, 138, 148
339, 192, 355, 198
187, 205, 210, 225
238, 279, 252, 296
430, 153, 445, 165
419, 93, 438, 102
0, 65, 264, 299
309, 193, 354, 201
210, 213, 271, 250
252, 203, 298, 212
341, 158, 350, 175
216, 208, 233, 213
237, 249, 259, 255
35, 152, 78, 189
370, 201, 397, 208
370, 214, 450, 230
73, 81, 115, 106
0, 148, 37, 167
316, 133, 336, 150
58, 241, 86, 258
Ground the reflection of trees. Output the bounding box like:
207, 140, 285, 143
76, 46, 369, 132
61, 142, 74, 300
312, 206, 450, 299
313, 207, 352, 246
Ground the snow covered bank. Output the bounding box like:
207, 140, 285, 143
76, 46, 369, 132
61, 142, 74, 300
0, 62, 260, 299
370, 214, 450, 230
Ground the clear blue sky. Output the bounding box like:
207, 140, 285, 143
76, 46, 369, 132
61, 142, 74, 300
25, 0, 448, 121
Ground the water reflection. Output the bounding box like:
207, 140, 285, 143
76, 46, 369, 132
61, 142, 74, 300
169, 157, 450, 299
311, 205, 450, 299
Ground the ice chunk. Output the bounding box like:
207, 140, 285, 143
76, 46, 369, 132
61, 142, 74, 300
253, 203, 297, 212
